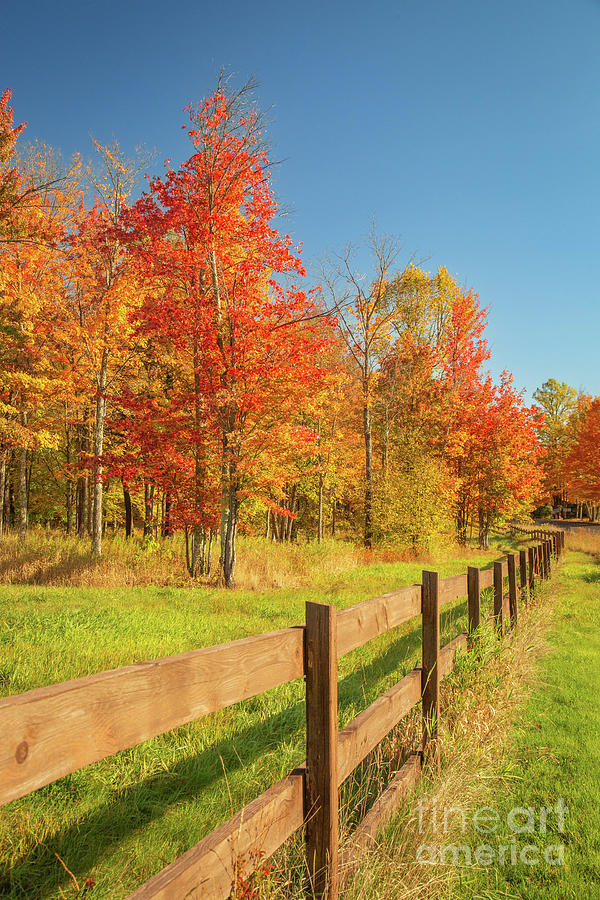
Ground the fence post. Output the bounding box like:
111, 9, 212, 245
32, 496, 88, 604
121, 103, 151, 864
422, 571, 440, 767
539, 540, 545, 578
508, 553, 518, 630
528, 546, 535, 599
546, 540, 552, 577
467, 566, 481, 637
519, 549, 527, 606
305, 601, 338, 899
493, 561, 504, 634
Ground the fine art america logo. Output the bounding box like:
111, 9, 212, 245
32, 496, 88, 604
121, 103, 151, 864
415, 799, 567, 867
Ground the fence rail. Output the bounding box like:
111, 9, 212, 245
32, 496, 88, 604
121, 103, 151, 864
0, 527, 564, 899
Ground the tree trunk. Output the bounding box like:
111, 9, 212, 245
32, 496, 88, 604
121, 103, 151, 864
0, 448, 6, 538
8, 469, 15, 530
219, 407, 240, 585
382, 407, 389, 479
317, 473, 323, 544
143, 482, 154, 537
478, 506, 489, 550
91, 350, 108, 557
285, 484, 297, 542
331, 495, 336, 538
65, 422, 73, 536
222, 481, 238, 587
162, 491, 173, 537
18, 414, 28, 543
123, 482, 133, 538
363, 402, 373, 548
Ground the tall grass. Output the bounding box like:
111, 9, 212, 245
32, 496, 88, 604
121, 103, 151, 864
0, 531, 368, 589
564, 527, 600, 555
0, 529, 492, 590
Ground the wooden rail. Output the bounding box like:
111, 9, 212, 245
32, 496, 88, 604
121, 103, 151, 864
0, 527, 564, 899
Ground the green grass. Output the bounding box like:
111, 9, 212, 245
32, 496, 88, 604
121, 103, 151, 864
0, 539, 500, 900
446, 549, 600, 899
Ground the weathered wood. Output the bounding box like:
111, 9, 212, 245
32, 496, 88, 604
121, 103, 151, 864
439, 632, 468, 678
519, 549, 527, 605
528, 546, 535, 598
305, 602, 339, 899
337, 585, 421, 658
0, 627, 305, 808
340, 753, 421, 877
128, 772, 304, 900
507, 553, 518, 630
467, 566, 481, 634
337, 669, 421, 784
479, 567, 494, 590
493, 561, 504, 634
439, 573, 468, 605
540, 541, 546, 578
421, 571, 440, 764
538, 541, 546, 578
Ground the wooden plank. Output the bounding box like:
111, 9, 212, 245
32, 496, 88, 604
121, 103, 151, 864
337, 586, 422, 658
508, 553, 518, 630
0, 627, 305, 808
305, 602, 339, 899
340, 752, 421, 877
439, 633, 468, 679
493, 561, 503, 634
479, 567, 494, 590
467, 567, 480, 633
421, 571, 440, 764
128, 771, 304, 900
337, 669, 421, 785
439, 573, 468, 605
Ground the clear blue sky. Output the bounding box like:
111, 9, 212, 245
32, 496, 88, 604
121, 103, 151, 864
3, 0, 599, 399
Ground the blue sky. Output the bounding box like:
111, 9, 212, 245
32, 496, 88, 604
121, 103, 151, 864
3, 0, 599, 399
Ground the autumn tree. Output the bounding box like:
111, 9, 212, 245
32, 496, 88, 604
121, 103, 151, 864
122, 84, 330, 585
532, 378, 578, 507
322, 230, 405, 547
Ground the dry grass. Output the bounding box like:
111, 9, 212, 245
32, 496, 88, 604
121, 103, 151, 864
0, 531, 369, 589
0, 529, 479, 591
563, 527, 600, 555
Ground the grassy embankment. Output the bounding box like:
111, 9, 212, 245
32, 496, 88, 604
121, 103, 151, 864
0, 530, 499, 900
339, 532, 600, 900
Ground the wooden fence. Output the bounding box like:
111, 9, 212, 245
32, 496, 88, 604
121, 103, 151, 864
0, 528, 564, 899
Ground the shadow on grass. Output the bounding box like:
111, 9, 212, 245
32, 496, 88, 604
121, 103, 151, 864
1, 595, 476, 899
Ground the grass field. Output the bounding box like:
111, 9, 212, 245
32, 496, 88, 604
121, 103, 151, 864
0, 533, 500, 900
448, 547, 600, 898
338, 541, 600, 900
